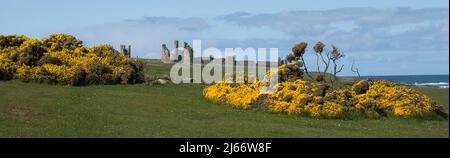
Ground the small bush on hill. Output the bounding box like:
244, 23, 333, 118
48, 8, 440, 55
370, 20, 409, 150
0, 34, 144, 85
203, 64, 448, 119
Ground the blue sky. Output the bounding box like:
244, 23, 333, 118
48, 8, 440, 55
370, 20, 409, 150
1, 0, 448, 75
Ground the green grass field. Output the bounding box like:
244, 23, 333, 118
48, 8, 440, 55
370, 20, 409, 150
0, 61, 448, 137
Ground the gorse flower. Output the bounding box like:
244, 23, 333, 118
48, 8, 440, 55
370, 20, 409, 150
265, 80, 346, 117
203, 81, 261, 109
352, 80, 435, 117
0, 34, 144, 85
203, 65, 447, 119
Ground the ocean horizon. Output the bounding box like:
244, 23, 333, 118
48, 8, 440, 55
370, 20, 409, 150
358, 74, 449, 88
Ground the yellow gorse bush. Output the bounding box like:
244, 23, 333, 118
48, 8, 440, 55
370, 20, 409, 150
353, 80, 435, 117
203, 64, 446, 119
0, 34, 144, 85
265, 80, 345, 117
203, 81, 261, 109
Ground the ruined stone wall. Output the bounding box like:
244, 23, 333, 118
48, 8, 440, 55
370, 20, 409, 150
120, 45, 131, 57
161, 44, 171, 64
182, 42, 193, 64
161, 40, 194, 64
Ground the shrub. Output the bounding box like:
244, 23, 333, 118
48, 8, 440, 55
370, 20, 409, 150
38, 56, 62, 65
0, 35, 29, 49
17, 39, 45, 66
352, 80, 369, 94
202, 64, 448, 119
353, 80, 436, 117
0, 68, 13, 80
119, 58, 144, 84
203, 81, 261, 109
0, 55, 15, 80
40, 34, 83, 51
278, 63, 304, 82
0, 34, 144, 85
85, 62, 113, 84
70, 68, 87, 86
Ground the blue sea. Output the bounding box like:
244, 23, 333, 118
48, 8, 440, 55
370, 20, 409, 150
361, 75, 449, 88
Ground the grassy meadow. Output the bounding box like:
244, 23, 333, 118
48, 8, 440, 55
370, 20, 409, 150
0, 61, 448, 137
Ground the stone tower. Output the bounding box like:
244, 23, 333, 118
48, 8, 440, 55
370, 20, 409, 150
161, 44, 171, 64
161, 40, 195, 64
183, 42, 193, 64
170, 40, 180, 62
120, 45, 131, 57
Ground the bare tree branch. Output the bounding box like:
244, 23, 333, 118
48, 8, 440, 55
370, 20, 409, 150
337, 64, 344, 73
301, 57, 313, 80
315, 53, 320, 73
319, 50, 331, 77
351, 60, 361, 79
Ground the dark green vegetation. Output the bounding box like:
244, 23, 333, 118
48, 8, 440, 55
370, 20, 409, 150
0, 61, 448, 137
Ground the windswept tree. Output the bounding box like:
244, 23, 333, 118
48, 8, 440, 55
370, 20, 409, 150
351, 59, 361, 80
329, 45, 345, 84
313, 41, 331, 82
291, 42, 312, 79
288, 41, 345, 84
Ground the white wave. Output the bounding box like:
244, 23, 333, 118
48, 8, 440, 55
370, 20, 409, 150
413, 82, 449, 88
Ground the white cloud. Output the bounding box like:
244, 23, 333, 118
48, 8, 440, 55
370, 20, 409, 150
219, 7, 449, 51
72, 7, 448, 75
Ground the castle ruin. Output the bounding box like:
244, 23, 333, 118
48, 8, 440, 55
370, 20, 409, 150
120, 45, 131, 57
161, 40, 193, 64
161, 44, 171, 64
